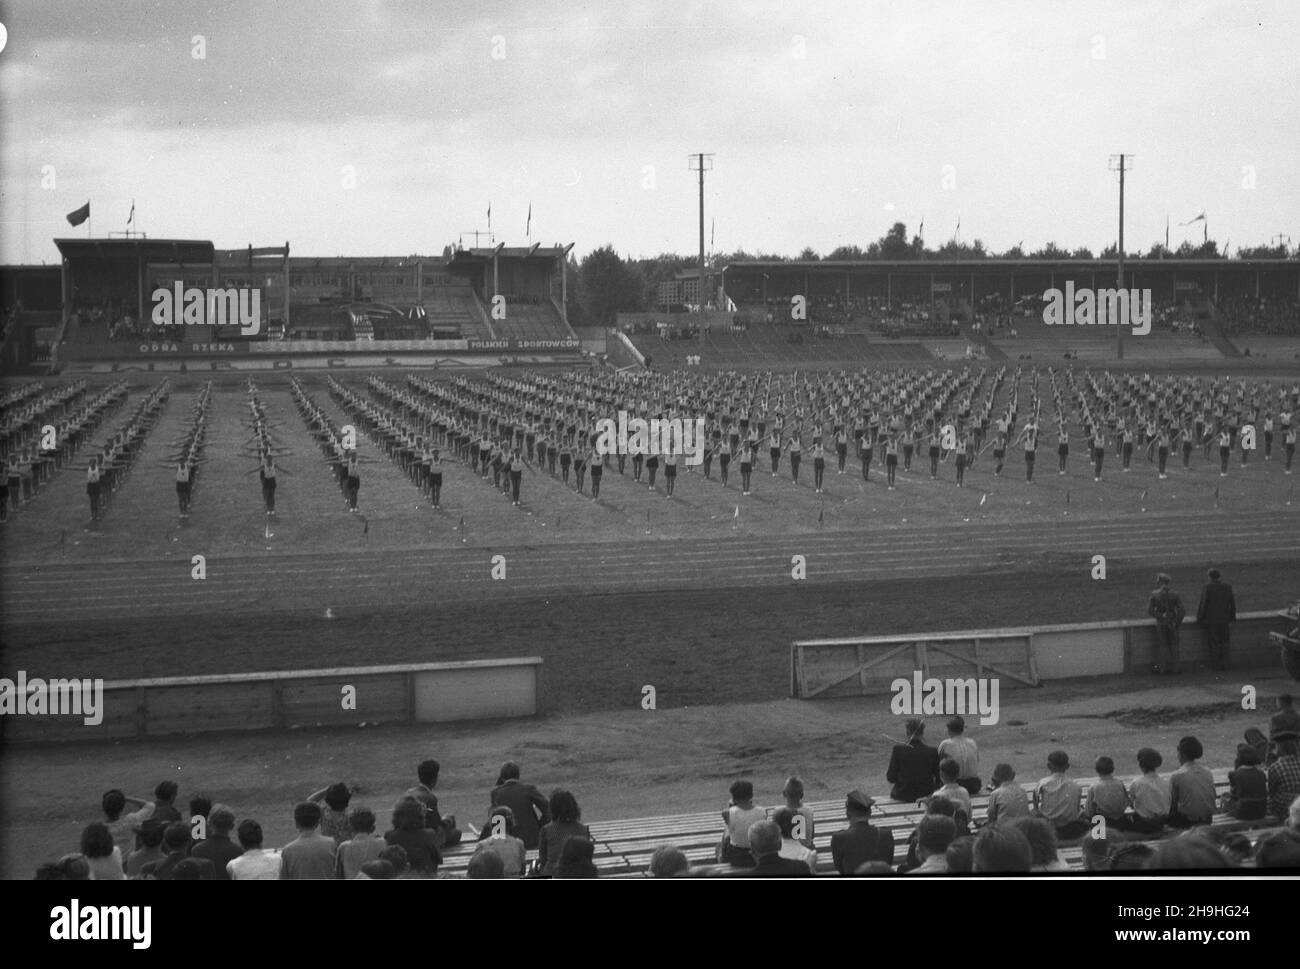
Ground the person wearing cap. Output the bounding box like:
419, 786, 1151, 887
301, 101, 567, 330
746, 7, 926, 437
1033, 750, 1088, 839
1147, 572, 1186, 674
886, 717, 942, 802
937, 714, 981, 797
830, 790, 894, 874
1196, 568, 1237, 671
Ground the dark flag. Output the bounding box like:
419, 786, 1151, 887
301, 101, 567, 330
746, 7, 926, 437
66, 202, 90, 226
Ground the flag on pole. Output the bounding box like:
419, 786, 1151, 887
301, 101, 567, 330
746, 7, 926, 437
1179, 211, 1205, 226
127, 200, 135, 228
1165, 215, 1169, 251
525, 202, 531, 240
66, 202, 90, 226
710, 217, 715, 251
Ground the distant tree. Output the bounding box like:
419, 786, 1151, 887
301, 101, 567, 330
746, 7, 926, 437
1071, 247, 1094, 259
935, 239, 988, 259
879, 222, 915, 260
798, 247, 821, 261
826, 245, 866, 261
578, 245, 644, 326
1144, 242, 1173, 260
441, 245, 454, 259
1099, 243, 1119, 259
1235, 243, 1291, 260
999, 244, 1026, 259
1175, 239, 1220, 258
1030, 241, 1070, 259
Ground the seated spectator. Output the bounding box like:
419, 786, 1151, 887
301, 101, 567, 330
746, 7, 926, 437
1011, 817, 1069, 871
899, 795, 958, 872
971, 824, 1033, 873
1291, 794, 1300, 833
908, 815, 956, 874
886, 718, 941, 802
357, 860, 397, 880
1268, 739, 1300, 818
1254, 830, 1300, 870
1146, 833, 1232, 871
537, 789, 591, 877
555, 837, 599, 879
721, 779, 765, 868
1107, 841, 1155, 871
99, 789, 135, 861
57, 853, 92, 881
932, 758, 973, 817
648, 845, 690, 878
1271, 694, 1300, 743
307, 782, 354, 844
1168, 736, 1216, 828
945, 836, 975, 873
80, 822, 125, 880
780, 776, 815, 847
1126, 747, 1171, 834
489, 762, 550, 850
1084, 756, 1128, 829
190, 805, 241, 880
186, 794, 212, 852
732, 820, 813, 878
474, 806, 527, 877
227, 819, 282, 880
1081, 834, 1113, 871
771, 807, 817, 874
281, 802, 338, 879
120, 781, 181, 849
1222, 738, 1263, 816
830, 790, 894, 875
467, 850, 505, 880
377, 845, 411, 878
404, 758, 461, 846
125, 820, 167, 878
142, 823, 213, 881
171, 858, 211, 880
1218, 832, 1254, 866
1034, 750, 1088, 839
335, 807, 386, 879
985, 763, 1029, 825
383, 797, 442, 875
937, 714, 982, 797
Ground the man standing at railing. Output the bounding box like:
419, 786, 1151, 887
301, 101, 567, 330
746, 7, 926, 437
1196, 568, 1237, 671
1147, 573, 1186, 675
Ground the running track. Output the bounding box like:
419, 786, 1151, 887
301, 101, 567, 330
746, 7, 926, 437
3, 510, 1297, 623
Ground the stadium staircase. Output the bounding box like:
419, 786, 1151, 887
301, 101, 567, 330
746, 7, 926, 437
493, 299, 573, 342
1201, 301, 1242, 358
431, 769, 1279, 877
426, 284, 495, 340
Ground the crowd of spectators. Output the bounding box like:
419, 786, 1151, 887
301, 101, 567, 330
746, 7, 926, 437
33, 699, 1300, 879
1218, 294, 1300, 336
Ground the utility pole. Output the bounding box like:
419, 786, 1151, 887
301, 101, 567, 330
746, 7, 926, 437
689, 153, 714, 313
1109, 154, 1133, 361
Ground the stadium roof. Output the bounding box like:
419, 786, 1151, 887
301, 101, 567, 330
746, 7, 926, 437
724, 257, 1300, 271
54, 237, 214, 262
450, 245, 571, 264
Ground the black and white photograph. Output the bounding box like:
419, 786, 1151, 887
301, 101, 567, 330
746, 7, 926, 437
1, 0, 1298, 942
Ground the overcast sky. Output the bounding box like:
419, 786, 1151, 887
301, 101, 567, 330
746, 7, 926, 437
2, 0, 1297, 264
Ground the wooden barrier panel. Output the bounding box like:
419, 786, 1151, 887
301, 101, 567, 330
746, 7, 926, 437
0, 657, 541, 744
792, 611, 1289, 699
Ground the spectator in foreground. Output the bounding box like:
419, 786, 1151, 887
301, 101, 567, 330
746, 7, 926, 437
945, 836, 975, 873
80, 822, 125, 880
100, 789, 135, 861
734, 820, 813, 877
490, 762, 550, 850
1011, 817, 1069, 871
537, 789, 591, 877
377, 845, 410, 878
357, 860, 397, 880
830, 790, 894, 875
383, 797, 442, 875
886, 718, 942, 802
933, 758, 973, 817
1084, 757, 1128, 830
938, 715, 981, 797
1146, 833, 1231, 870
1081, 834, 1113, 871
555, 837, 599, 879
190, 805, 241, 879
125, 821, 166, 877
1034, 750, 1088, 839
908, 815, 956, 874
474, 806, 527, 877
1168, 736, 1217, 828
771, 807, 817, 873
467, 850, 505, 880
648, 845, 690, 878
186, 794, 212, 852
335, 807, 386, 879
985, 763, 1029, 826
971, 824, 1033, 873
143, 823, 213, 881
56, 853, 92, 881
1126, 747, 1171, 834
307, 782, 354, 844
1291, 794, 1300, 833
1268, 739, 1300, 818
281, 802, 337, 879
721, 779, 765, 868
1272, 694, 1300, 744
1107, 842, 1155, 871
1254, 830, 1300, 870
781, 776, 815, 847
227, 819, 282, 880
405, 758, 461, 846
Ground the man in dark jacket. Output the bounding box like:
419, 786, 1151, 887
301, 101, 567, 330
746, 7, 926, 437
1197, 568, 1237, 671
1147, 573, 1186, 674
886, 718, 942, 801
732, 821, 814, 877
489, 762, 550, 849
830, 790, 895, 874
